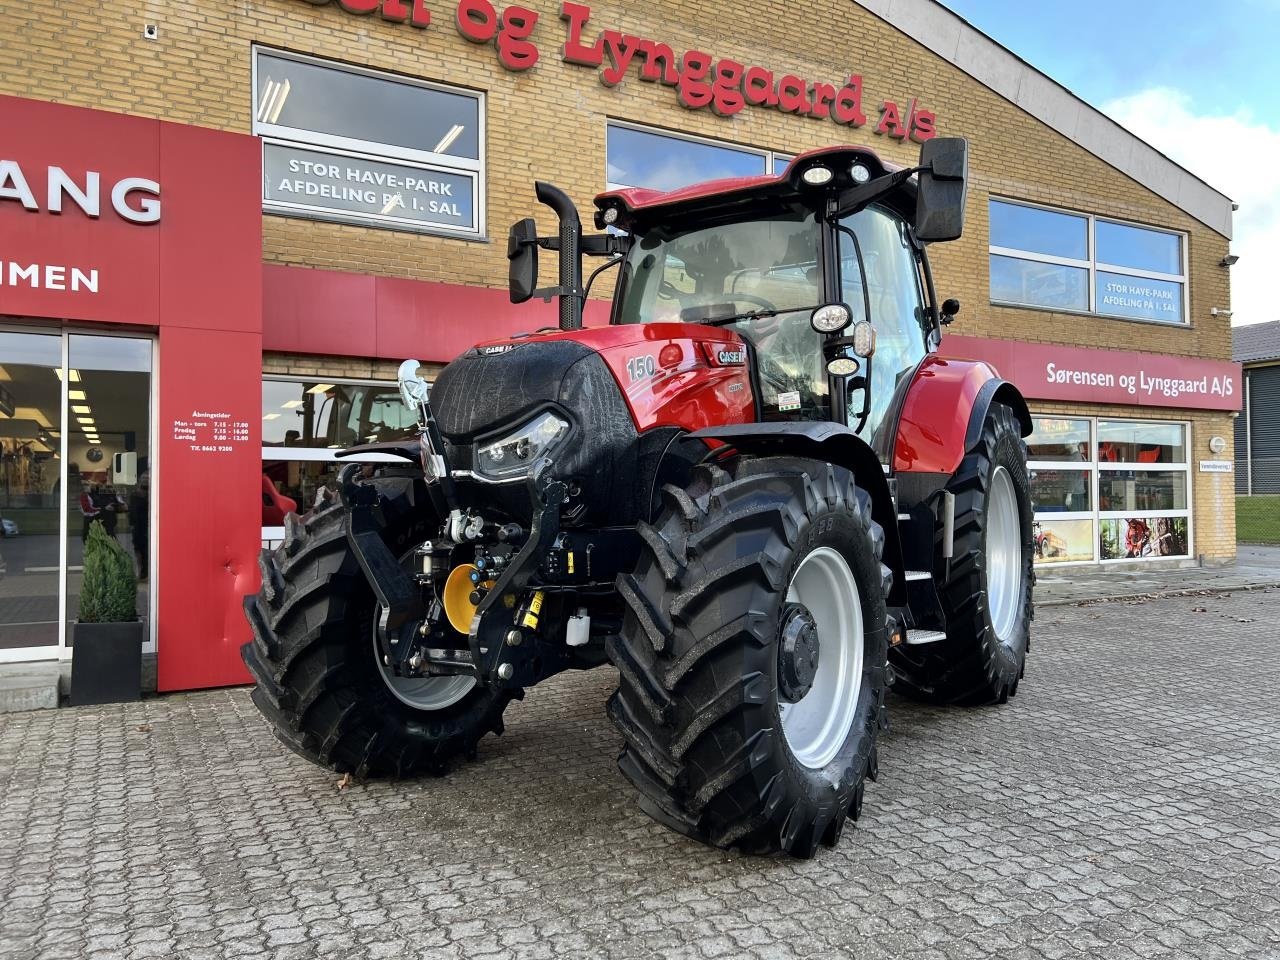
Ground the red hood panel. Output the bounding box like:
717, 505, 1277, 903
476, 323, 755, 433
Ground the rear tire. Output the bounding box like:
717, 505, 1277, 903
892, 402, 1033, 705
608, 458, 890, 857
241, 474, 516, 777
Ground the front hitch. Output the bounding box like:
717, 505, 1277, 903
468, 458, 566, 687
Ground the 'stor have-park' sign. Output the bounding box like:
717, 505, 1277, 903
299, 0, 940, 142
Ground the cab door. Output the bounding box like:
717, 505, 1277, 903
837, 205, 931, 456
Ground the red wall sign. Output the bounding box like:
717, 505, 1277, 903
0, 95, 263, 692
944, 335, 1242, 412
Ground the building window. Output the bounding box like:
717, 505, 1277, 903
253, 48, 484, 238
1028, 416, 1191, 564
605, 122, 789, 192
989, 199, 1187, 325
260, 376, 417, 542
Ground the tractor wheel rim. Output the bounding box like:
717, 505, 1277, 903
373, 631, 476, 711
987, 465, 1022, 643
778, 546, 863, 770
373, 548, 477, 712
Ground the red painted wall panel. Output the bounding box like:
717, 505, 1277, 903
156, 327, 262, 691
158, 122, 262, 334
0, 95, 162, 326
263, 264, 610, 363
1, 95, 262, 692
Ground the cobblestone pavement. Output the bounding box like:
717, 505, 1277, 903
3, 590, 1279, 960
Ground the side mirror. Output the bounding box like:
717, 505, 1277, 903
507, 217, 539, 303
916, 137, 968, 243
940, 297, 961, 325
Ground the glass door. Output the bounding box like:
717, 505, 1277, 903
0, 326, 154, 662
63, 335, 153, 644
0, 331, 63, 653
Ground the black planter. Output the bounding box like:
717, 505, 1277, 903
70, 620, 144, 706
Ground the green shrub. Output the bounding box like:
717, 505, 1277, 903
79, 520, 138, 623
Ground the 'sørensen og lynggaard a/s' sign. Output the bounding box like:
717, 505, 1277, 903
301, 0, 939, 142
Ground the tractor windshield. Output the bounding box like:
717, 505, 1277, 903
614, 211, 831, 420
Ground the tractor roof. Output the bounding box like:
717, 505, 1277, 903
593, 145, 907, 232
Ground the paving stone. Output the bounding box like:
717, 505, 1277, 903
2, 590, 1279, 959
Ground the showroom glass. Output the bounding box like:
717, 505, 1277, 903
1026, 416, 1190, 564
0, 331, 62, 651
253, 48, 484, 237
605, 123, 790, 192
63, 336, 152, 644
260, 377, 417, 543
989, 199, 1186, 324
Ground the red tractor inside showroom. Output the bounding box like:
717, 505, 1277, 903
243, 137, 1034, 857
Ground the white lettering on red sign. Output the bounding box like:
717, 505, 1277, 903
0, 160, 160, 223
172, 411, 250, 453
0, 260, 99, 293
1045, 362, 1234, 402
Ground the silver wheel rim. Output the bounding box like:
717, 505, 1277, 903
778, 546, 864, 770
373, 549, 477, 711
373, 630, 476, 711
987, 466, 1022, 643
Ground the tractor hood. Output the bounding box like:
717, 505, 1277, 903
428, 323, 753, 526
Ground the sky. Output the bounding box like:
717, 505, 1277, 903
939, 0, 1278, 327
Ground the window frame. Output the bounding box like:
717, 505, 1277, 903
989, 196, 1189, 326
1027, 415, 1194, 565
604, 119, 790, 192
251, 46, 487, 240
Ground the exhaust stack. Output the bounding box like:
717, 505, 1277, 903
534, 181, 584, 331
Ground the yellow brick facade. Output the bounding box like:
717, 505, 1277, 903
2, 0, 1238, 559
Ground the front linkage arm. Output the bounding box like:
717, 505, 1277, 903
468, 459, 567, 689
339, 469, 425, 676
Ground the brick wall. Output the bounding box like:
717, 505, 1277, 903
3, 0, 1236, 556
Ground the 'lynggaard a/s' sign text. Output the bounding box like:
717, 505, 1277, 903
300, 0, 939, 141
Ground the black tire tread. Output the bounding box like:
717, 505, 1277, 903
891, 402, 1034, 705
609, 459, 890, 856
240, 480, 515, 778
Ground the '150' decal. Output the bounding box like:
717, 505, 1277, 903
626, 354, 657, 382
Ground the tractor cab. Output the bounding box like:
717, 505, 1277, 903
510, 139, 969, 461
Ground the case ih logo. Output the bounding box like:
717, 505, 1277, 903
297, 0, 938, 140
714, 349, 746, 366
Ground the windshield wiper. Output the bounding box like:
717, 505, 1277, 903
698, 304, 820, 327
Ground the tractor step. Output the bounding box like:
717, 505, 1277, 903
904, 570, 931, 581
905, 628, 946, 645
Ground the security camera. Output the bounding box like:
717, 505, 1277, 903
143, 23, 158, 40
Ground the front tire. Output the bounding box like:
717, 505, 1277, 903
892, 402, 1034, 705
608, 458, 890, 857
241, 474, 516, 777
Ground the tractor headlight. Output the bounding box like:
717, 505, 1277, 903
475, 411, 571, 479
811, 303, 853, 334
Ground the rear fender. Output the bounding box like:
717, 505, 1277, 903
688, 422, 906, 606
893, 355, 1030, 475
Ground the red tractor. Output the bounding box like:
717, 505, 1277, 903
243, 137, 1034, 857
